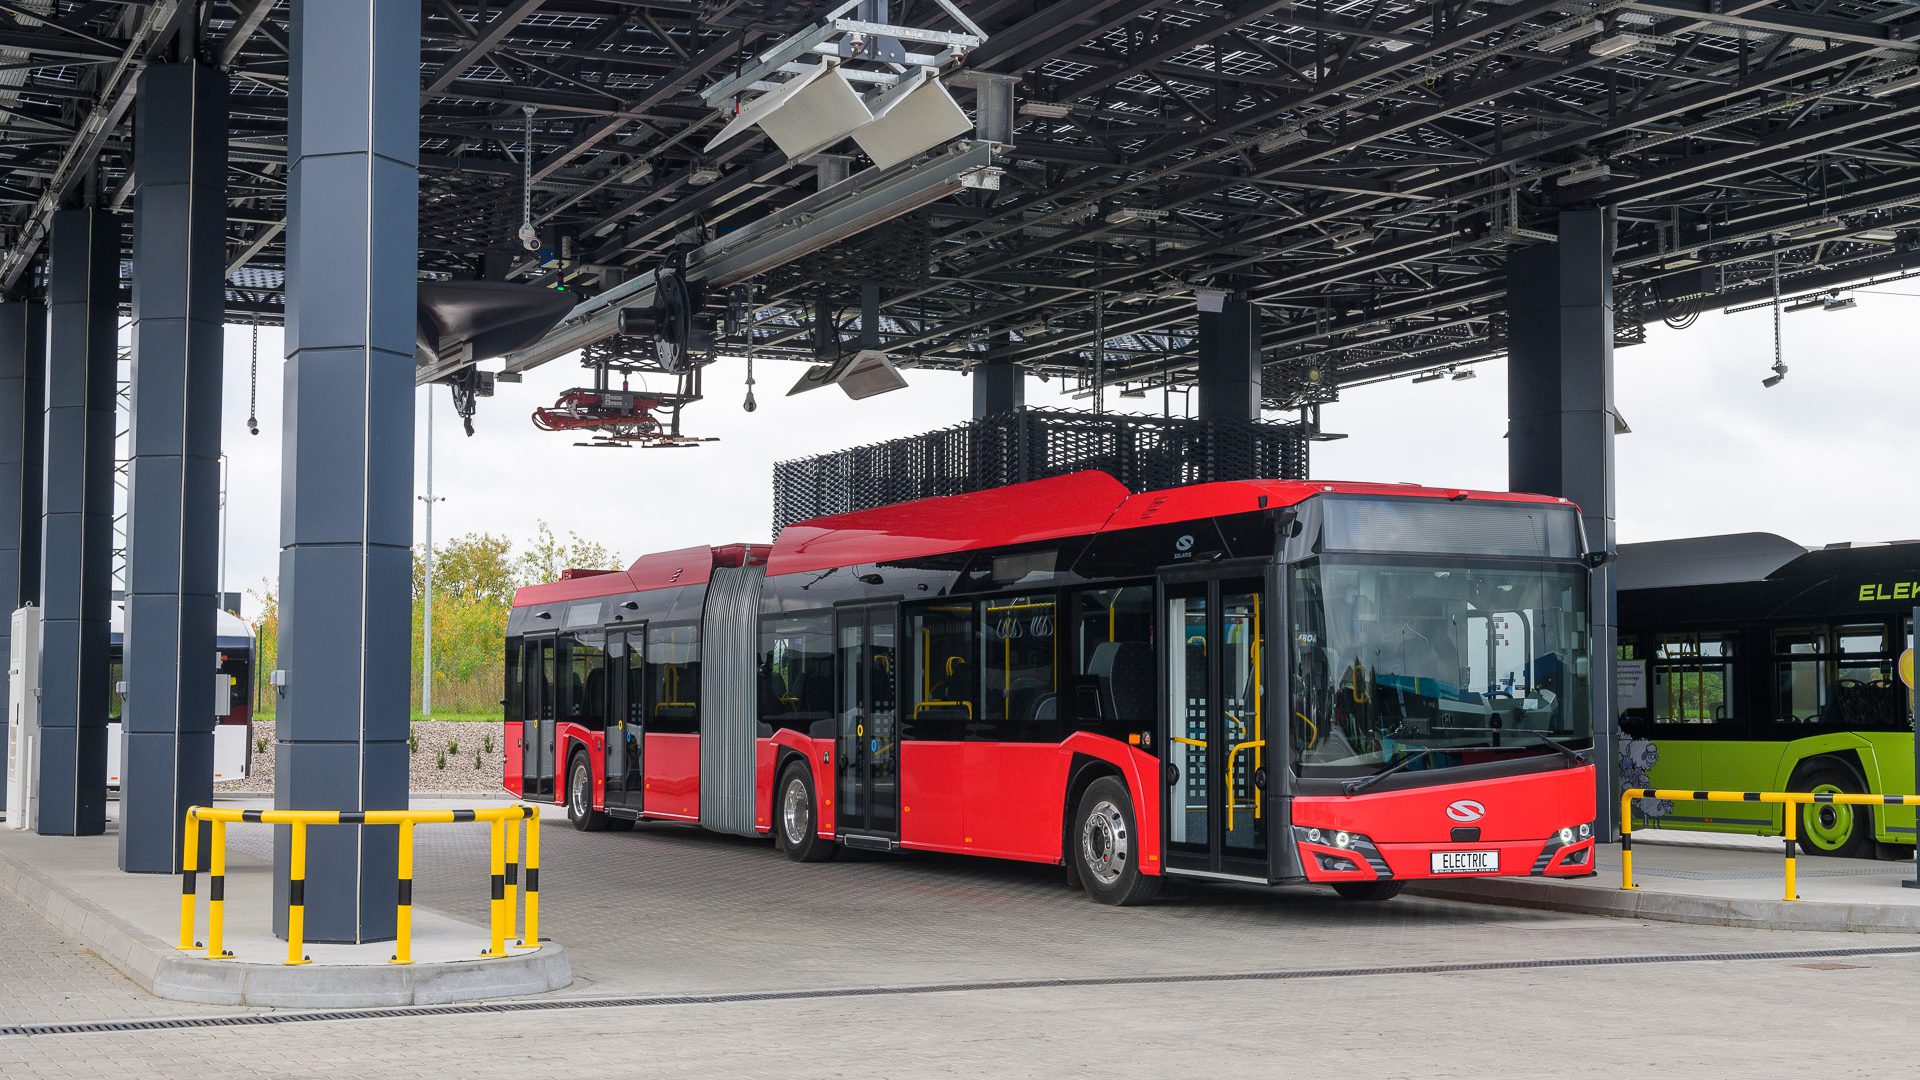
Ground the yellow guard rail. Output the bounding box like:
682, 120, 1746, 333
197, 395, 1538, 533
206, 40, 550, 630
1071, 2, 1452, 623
1620, 787, 1920, 902
176, 804, 541, 966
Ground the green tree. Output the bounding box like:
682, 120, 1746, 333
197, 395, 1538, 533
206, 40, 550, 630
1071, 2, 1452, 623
511, 521, 621, 588
248, 580, 280, 719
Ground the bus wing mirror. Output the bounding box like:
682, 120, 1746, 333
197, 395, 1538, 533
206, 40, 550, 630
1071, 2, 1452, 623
1583, 550, 1616, 569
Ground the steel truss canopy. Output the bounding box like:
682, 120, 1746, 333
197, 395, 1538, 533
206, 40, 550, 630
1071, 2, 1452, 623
2, 0, 1920, 406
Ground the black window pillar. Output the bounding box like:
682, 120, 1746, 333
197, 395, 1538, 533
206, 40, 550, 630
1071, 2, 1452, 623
120, 61, 228, 873
36, 208, 117, 836
0, 298, 44, 811
1195, 296, 1261, 423
1506, 208, 1620, 837
274, 0, 418, 943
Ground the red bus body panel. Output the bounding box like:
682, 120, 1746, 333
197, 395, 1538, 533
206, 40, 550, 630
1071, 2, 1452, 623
645, 732, 701, 819
899, 742, 966, 850
555, 722, 603, 806
756, 730, 834, 836
1292, 765, 1596, 883
504, 720, 524, 797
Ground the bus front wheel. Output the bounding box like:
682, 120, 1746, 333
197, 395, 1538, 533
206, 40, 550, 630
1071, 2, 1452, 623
1072, 777, 1160, 906
1792, 759, 1873, 859
777, 762, 835, 863
567, 753, 608, 832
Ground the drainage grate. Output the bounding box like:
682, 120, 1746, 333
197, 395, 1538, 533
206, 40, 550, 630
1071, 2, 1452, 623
9, 944, 1920, 1040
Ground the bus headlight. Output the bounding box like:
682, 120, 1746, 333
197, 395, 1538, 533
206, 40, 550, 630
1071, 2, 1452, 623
1334, 831, 1353, 849
1558, 827, 1574, 845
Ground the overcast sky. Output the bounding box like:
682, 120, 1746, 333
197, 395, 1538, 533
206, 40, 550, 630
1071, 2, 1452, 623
206, 292, 1919, 608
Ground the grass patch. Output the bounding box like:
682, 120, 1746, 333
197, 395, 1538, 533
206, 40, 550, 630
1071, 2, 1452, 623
410, 709, 502, 724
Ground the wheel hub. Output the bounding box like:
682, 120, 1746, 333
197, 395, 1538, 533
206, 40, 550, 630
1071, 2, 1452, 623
1081, 801, 1129, 887
1803, 783, 1854, 850
783, 778, 810, 845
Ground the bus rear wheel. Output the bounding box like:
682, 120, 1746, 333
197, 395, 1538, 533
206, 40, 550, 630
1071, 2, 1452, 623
1791, 759, 1873, 859
1331, 881, 1405, 902
567, 753, 608, 832
777, 762, 835, 863
1072, 777, 1159, 906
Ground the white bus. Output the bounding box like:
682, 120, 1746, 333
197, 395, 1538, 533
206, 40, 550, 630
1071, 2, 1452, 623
105, 606, 257, 787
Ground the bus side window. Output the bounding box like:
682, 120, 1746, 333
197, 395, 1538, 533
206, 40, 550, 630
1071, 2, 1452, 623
505, 639, 523, 725
1070, 586, 1153, 734
979, 595, 1058, 743
905, 603, 976, 741
758, 613, 834, 739
648, 623, 701, 734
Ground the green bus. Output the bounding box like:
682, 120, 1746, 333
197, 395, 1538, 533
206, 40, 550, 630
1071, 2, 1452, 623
1616, 533, 1917, 857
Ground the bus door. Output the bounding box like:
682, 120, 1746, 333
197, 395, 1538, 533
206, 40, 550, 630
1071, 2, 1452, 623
835, 602, 900, 846
1159, 566, 1271, 881
523, 634, 558, 800
606, 626, 646, 813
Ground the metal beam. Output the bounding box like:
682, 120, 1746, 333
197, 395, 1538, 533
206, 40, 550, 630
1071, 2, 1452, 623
421, 0, 546, 98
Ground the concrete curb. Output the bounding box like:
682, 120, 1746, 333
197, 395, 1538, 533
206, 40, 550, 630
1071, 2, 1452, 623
1408, 875, 1920, 933
0, 844, 572, 1008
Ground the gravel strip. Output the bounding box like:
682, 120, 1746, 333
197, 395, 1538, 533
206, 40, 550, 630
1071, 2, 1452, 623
217, 719, 506, 796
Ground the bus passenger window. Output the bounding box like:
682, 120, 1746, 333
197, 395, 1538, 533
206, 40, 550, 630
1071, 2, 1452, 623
1070, 587, 1153, 731
1652, 632, 1736, 728
980, 595, 1058, 742
648, 624, 701, 735
1772, 627, 1826, 725
906, 603, 976, 741
1835, 623, 1902, 729
759, 613, 834, 735
567, 633, 607, 730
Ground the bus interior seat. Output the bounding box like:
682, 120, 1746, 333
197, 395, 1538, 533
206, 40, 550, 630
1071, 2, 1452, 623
1087, 641, 1153, 724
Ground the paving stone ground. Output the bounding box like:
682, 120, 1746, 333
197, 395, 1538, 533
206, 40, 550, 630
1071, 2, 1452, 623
5, 802, 1917, 1076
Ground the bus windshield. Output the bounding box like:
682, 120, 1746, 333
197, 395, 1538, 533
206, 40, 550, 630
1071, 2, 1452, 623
1290, 557, 1592, 780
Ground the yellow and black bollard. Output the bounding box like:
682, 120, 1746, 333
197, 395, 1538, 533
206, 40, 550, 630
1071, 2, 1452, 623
1783, 800, 1800, 901
505, 812, 521, 941
391, 819, 416, 965
285, 820, 311, 966
517, 806, 541, 950
1618, 791, 1637, 890
177, 809, 200, 951
484, 817, 508, 957
207, 818, 231, 959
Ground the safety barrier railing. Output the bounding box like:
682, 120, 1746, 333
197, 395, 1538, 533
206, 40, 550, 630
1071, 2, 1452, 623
175, 804, 541, 966
1620, 788, 1920, 902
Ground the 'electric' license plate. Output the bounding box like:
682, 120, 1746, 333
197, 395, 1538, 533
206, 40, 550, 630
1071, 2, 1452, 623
1431, 850, 1499, 874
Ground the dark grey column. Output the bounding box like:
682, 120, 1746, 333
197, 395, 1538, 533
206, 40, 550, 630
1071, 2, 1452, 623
120, 62, 228, 873
273, 0, 418, 943
0, 300, 44, 810
36, 209, 117, 836
1506, 208, 1620, 836
972, 360, 1024, 418
1196, 297, 1261, 422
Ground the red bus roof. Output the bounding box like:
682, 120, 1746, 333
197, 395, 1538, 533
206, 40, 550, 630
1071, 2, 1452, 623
511, 543, 769, 608
762, 471, 1567, 577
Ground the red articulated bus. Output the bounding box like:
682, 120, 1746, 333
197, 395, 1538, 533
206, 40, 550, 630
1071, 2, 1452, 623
503, 471, 1599, 904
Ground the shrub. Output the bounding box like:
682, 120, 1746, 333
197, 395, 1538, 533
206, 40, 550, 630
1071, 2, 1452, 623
448, 738, 459, 756
436, 750, 446, 770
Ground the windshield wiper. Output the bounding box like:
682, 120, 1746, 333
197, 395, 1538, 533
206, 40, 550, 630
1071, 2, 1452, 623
1421, 723, 1588, 766
1344, 748, 1437, 795
1508, 729, 1587, 766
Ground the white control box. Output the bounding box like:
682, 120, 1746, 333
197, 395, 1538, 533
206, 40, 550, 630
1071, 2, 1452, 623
5, 604, 40, 830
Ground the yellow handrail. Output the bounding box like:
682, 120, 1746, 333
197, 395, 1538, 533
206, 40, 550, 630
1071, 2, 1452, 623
1224, 737, 1265, 832
177, 804, 542, 967
1620, 787, 1920, 902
